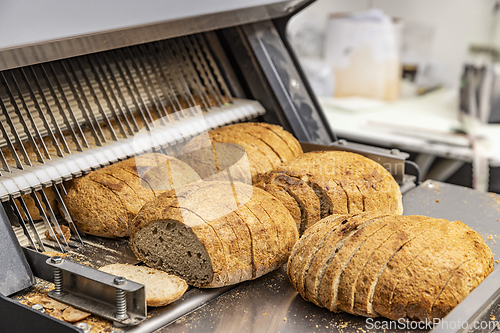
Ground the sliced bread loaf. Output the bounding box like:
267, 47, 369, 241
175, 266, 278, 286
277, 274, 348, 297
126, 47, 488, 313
287, 214, 493, 322
130, 181, 298, 287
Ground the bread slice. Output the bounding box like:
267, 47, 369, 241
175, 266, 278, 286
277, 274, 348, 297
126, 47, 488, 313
352, 216, 436, 317
336, 215, 415, 315
317, 214, 390, 311
371, 218, 451, 318
240, 122, 295, 162
304, 214, 378, 306
262, 172, 320, 234
99, 263, 188, 307
290, 215, 352, 298
255, 123, 303, 157
256, 182, 301, 231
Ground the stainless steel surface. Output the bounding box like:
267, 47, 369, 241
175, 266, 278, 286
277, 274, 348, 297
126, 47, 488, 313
157, 266, 426, 333
300, 141, 409, 183
0, 0, 307, 71
124, 286, 234, 333
46, 257, 147, 326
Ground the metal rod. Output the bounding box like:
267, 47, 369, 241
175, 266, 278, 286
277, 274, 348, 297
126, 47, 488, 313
0, 110, 17, 171
28, 66, 73, 155
191, 35, 225, 105
39, 188, 69, 247
160, 41, 197, 113
8, 70, 51, 161
9, 198, 39, 252
0, 95, 31, 167
115, 48, 156, 126
197, 33, 233, 103
176, 38, 211, 110
125, 47, 164, 123
100, 52, 140, 133
60, 60, 104, 146
51, 184, 83, 245
86, 55, 130, 138
130, 47, 170, 123
146, 43, 184, 118
18, 68, 64, 158
41, 63, 87, 150
30, 190, 64, 253
75, 57, 119, 141
108, 50, 152, 131
15, 196, 46, 252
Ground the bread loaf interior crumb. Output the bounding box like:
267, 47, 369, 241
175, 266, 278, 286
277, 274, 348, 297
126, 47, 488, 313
132, 219, 213, 285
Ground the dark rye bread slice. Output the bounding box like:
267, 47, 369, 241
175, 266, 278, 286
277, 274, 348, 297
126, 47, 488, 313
352, 216, 436, 317
64, 177, 128, 238
162, 182, 250, 286
336, 215, 417, 315
256, 182, 301, 231
318, 214, 391, 311
304, 213, 381, 306
372, 217, 451, 318
431, 254, 493, 320
240, 122, 295, 162
256, 123, 303, 157
289, 215, 353, 298
387, 220, 492, 321
130, 203, 228, 288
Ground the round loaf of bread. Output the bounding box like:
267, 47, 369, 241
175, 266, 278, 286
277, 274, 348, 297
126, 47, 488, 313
287, 213, 494, 321
130, 181, 299, 288
63, 153, 201, 238
180, 122, 302, 181
257, 151, 403, 233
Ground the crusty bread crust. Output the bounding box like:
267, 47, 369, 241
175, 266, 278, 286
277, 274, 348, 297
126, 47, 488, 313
288, 214, 494, 322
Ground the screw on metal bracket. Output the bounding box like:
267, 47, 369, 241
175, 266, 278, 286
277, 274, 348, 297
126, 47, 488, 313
290, 79, 300, 91
51, 256, 64, 296
31, 304, 44, 312
391, 149, 400, 155
114, 276, 128, 320
338, 139, 347, 145
75, 322, 91, 333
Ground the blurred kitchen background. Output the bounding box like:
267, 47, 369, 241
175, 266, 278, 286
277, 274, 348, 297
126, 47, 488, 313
287, 0, 500, 193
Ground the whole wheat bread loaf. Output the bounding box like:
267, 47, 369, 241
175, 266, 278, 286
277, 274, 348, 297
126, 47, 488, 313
180, 122, 302, 181
130, 181, 298, 288
287, 213, 493, 322
63, 153, 201, 238
260, 151, 403, 233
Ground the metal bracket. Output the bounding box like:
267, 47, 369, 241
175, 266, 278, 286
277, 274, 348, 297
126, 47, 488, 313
45, 256, 147, 326
300, 140, 409, 183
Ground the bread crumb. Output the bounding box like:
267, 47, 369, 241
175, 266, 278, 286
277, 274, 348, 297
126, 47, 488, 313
284, 318, 287, 322
436, 199, 440, 203
491, 315, 496, 320
488, 235, 493, 240
263, 313, 267, 316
